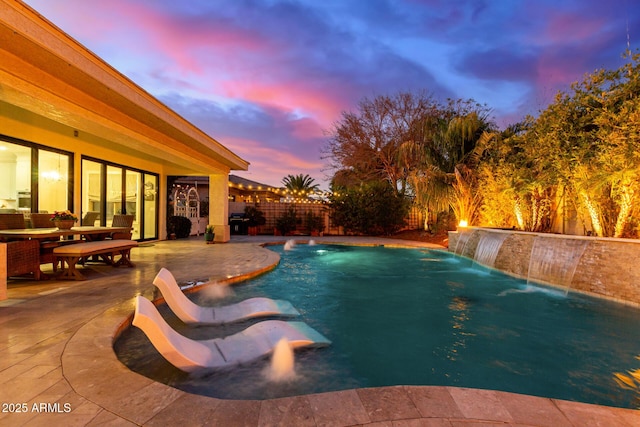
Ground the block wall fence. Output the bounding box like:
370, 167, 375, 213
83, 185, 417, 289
229, 202, 425, 235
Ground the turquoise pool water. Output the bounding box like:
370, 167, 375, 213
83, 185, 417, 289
116, 244, 640, 407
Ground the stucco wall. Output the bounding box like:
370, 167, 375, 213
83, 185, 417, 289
449, 228, 640, 306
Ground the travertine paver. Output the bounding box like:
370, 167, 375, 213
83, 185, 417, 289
1, 235, 639, 426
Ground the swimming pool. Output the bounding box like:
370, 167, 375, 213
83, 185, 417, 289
116, 243, 640, 408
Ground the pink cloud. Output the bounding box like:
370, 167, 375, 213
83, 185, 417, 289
109, 3, 276, 76
289, 117, 324, 140
542, 12, 608, 46
78, 1, 347, 132
219, 79, 345, 130
223, 137, 325, 187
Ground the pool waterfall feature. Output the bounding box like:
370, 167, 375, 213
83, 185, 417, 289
449, 227, 640, 305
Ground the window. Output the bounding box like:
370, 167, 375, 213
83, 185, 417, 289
0, 135, 72, 214
82, 157, 158, 240
38, 150, 70, 214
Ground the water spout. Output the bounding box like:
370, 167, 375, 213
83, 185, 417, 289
527, 236, 589, 290
309, 239, 316, 246
284, 240, 296, 251
453, 229, 473, 256
473, 232, 508, 267
266, 337, 295, 381
200, 281, 234, 301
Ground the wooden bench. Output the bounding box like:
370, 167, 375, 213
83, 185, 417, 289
53, 240, 138, 280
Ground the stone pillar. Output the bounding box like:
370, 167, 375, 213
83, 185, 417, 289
0, 243, 7, 301
209, 173, 230, 242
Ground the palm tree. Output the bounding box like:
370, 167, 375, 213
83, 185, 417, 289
399, 110, 494, 228
282, 174, 319, 194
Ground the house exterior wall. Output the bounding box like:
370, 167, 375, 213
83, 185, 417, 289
0, 0, 248, 296
0, 0, 247, 242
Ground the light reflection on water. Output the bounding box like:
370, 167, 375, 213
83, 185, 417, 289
115, 244, 640, 408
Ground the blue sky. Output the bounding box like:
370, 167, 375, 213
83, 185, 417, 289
24, 0, 640, 188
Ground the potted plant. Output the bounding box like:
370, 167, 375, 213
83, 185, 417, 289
50, 210, 78, 229
244, 205, 266, 236
275, 206, 298, 236
204, 224, 215, 243
305, 210, 324, 236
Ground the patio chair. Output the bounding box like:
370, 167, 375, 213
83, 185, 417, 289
0, 213, 27, 230
30, 213, 54, 228
82, 211, 100, 226
7, 239, 41, 280
109, 214, 134, 239
24, 212, 62, 270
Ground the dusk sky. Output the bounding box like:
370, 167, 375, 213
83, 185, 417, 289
23, 0, 639, 189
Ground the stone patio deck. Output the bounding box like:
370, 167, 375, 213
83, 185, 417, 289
1, 236, 639, 426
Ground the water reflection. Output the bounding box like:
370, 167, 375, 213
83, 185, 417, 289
446, 295, 475, 361
614, 355, 640, 408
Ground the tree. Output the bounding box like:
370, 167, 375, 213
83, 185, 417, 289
479, 118, 559, 232
282, 174, 319, 194
398, 101, 495, 228
526, 51, 640, 237
324, 91, 441, 195
476, 51, 640, 237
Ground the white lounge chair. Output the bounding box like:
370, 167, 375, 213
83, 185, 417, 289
132, 295, 330, 372
153, 268, 300, 324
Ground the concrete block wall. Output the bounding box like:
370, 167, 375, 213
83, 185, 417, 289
449, 228, 640, 306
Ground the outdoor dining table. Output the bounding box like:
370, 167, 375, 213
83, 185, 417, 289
0, 226, 131, 242
1, 226, 134, 280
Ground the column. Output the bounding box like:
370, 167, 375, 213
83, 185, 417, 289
0, 243, 7, 301
209, 173, 230, 242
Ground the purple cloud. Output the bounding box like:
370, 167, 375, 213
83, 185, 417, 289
22, 0, 640, 186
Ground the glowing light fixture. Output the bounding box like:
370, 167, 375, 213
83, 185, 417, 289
458, 220, 468, 228
41, 171, 62, 181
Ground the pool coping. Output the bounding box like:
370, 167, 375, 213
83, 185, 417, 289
43, 237, 640, 425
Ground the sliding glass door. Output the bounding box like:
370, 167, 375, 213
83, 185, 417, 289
82, 157, 158, 240
143, 174, 157, 240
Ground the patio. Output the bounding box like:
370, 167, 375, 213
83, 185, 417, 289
1, 236, 639, 426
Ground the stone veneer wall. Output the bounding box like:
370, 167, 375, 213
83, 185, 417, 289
448, 228, 640, 306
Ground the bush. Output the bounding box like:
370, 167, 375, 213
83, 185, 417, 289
276, 206, 298, 236
330, 181, 409, 235
244, 205, 266, 227
305, 210, 324, 233
167, 215, 192, 238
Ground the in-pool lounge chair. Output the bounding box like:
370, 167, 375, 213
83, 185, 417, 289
132, 295, 330, 372
153, 267, 300, 325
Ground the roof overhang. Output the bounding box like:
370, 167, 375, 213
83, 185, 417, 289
0, 1, 249, 175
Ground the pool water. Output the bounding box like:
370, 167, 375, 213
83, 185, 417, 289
115, 244, 640, 407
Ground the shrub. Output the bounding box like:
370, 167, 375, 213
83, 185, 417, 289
305, 210, 324, 233
330, 181, 409, 235
167, 215, 192, 238
244, 205, 266, 227
276, 206, 298, 236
